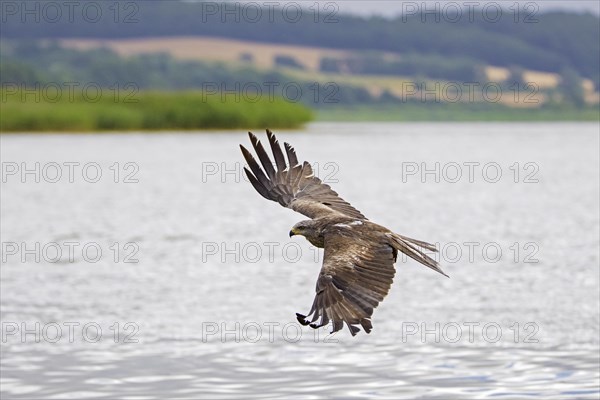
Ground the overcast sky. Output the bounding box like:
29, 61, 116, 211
227, 1, 600, 16
333, 1, 600, 16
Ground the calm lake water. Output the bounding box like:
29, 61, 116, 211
1, 122, 599, 399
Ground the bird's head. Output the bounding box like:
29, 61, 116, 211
289, 220, 318, 239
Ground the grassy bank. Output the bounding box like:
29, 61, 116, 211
317, 103, 600, 122
0, 90, 313, 132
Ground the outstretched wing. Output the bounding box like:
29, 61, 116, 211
240, 130, 366, 220
296, 229, 396, 336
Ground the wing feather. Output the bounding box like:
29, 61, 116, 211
267, 129, 287, 171
243, 167, 271, 200
284, 142, 299, 166
248, 132, 276, 180
297, 230, 396, 336
241, 131, 366, 220
240, 145, 271, 189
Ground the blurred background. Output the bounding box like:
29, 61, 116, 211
1, 1, 599, 399
1, 0, 599, 130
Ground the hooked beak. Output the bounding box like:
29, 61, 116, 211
289, 229, 297, 238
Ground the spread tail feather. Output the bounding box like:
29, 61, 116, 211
390, 233, 449, 278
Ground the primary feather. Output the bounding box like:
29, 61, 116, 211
240, 130, 448, 336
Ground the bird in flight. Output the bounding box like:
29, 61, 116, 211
240, 130, 448, 336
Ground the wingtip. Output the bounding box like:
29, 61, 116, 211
437, 267, 450, 278
284, 142, 294, 153
266, 129, 278, 143
435, 264, 450, 278
435, 265, 450, 278
360, 318, 373, 334
346, 323, 361, 336
239, 144, 251, 158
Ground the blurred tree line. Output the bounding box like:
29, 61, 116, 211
1, 2, 598, 86
1, 40, 592, 108
0, 41, 375, 108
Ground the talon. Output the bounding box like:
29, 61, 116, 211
296, 313, 310, 326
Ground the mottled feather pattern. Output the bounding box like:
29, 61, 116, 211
241, 130, 448, 336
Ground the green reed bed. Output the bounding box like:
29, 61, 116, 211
0, 90, 313, 132
316, 103, 600, 122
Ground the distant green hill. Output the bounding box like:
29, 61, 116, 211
1, 1, 598, 85
0, 41, 375, 108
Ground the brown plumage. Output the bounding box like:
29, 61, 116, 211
240, 130, 448, 336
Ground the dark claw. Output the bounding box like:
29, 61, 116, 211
296, 313, 310, 326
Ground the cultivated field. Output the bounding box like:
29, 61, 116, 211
60, 36, 598, 107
